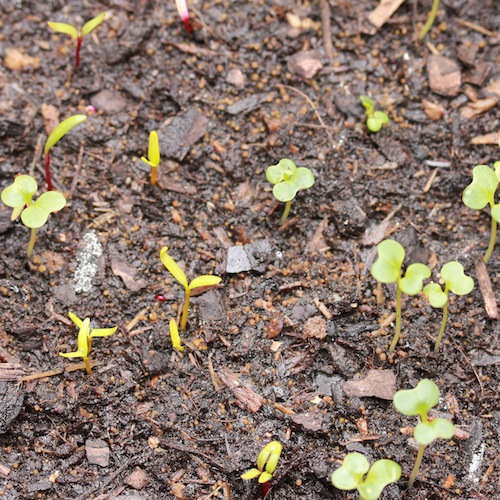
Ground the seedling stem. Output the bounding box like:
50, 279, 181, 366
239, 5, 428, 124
418, 0, 440, 42
484, 218, 497, 264
408, 445, 425, 487
390, 285, 403, 353
281, 200, 292, 225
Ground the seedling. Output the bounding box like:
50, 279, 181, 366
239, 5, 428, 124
59, 312, 117, 375
423, 261, 474, 351
418, 0, 441, 42
331, 452, 401, 500
44, 114, 87, 191
462, 162, 500, 263
175, 0, 192, 32
160, 247, 222, 331
266, 158, 315, 224
393, 379, 455, 487
169, 318, 184, 352
360, 96, 389, 133
1, 175, 66, 257
241, 441, 282, 498
370, 239, 430, 352
140, 130, 160, 186
48, 12, 106, 71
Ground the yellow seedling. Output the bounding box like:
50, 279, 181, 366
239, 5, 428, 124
169, 318, 184, 352
59, 312, 117, 375
241, 441, 282, 498
44, 114, 87, 191
160, 246, 222, 331
140, 131, 160, 186
48, 12, 106, 71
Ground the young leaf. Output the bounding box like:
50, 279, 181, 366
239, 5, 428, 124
393, 379, 440, 421
399, 263, 431, 295
462, 164, 498, 210
266, 158, 296, 184
370, 239, 405, 283
440, 261, 474, 296
141, 130, 160, 168
331, 452, 370, 490
1, 175, 38, 221
47, 21, 79, 38
423, 282, 448, 308
414, 418, 455, 446
258, 471, 273, 483
257, 441, 282, 474
21, 191, 66, 229
160, 246, 189, 289
360, 95, 374, 114
169, 318, 184, 352
44, 114, 87, 154
81, 12, 106, 36
189, 275, 222, 290
360, 459, 401, 500
241, 468, 261, 480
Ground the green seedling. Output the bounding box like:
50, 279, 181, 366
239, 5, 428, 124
1, 175, 66, 257
160, 247, 222, 331
418, 0, 441, 42
393, 379, 455, 488
44, 114, 87, 191
48, 12, 106, 71
175, 0, 192, 32
241, 441, 282, 498
423, 261, 474, 351
59, 312, 117, 375
266, 158, 315, 224
331, 452, 401, 500
462, 162, 500, 263
140, 130, 160, 186
370, 239, 430, 352
360, 96, 389, 133
169, 318, 184, 352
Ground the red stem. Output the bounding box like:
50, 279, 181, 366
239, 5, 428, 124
182, 18, 193, 33
75, 36, 83, 72
45, 152, 53, 191
261, 481, 269, 499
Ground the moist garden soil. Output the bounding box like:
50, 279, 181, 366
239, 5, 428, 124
1, 1, 500, 499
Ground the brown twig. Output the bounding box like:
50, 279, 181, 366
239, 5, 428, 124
320, 0, 334, 62
277, 84, 335, 147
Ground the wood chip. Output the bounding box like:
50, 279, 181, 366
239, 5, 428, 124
305, 218, 329, 254
461, 97, 499, 119
427, 55, 461, 97
302, 316, 327, 340
343, 369, 397, 400
368, 0, 406, 28
470, 132, 500, 145
41, 104, 60, 135
111, 254, 147, 292
475, 259, 498, 319
85, 438, 110, 467
4, 48, 40, 71
291, 411, 323, 432
422, 99, 446, 121
218, 368, 264, 413
287, 50, 323, 80
125, 467, 150, 490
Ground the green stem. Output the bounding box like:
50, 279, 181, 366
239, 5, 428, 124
408, 444, 426, 488
27, 227, 37, 258
418, 0, 441, 41
180, 288, 191, 331
389, 284, 402, 353
434, 298, 449, 351
281, 200, 292, 225
483, 216, 497, 264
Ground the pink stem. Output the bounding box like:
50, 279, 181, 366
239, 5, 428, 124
182, 17, 193, 33
45, 152, 53, 191
75, 36, 83, 71
261, 481, 269, 499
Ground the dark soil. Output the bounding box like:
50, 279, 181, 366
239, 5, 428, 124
1, 1, 500, 499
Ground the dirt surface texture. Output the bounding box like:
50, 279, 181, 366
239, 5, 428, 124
1, 0, 500, 499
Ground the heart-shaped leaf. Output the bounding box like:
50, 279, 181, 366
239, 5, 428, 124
399, 263, 431, 295
462, 164, 498, 210
331, 452, 370, 490
414, 418, 455, 446
393, 379, 440, 421
440, 261, 474, 296
423, 282, 448, 308
1, 175, 38, 221
370, 239, 405, 284
21, 191, 66, 229
358, 459, 401, 500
